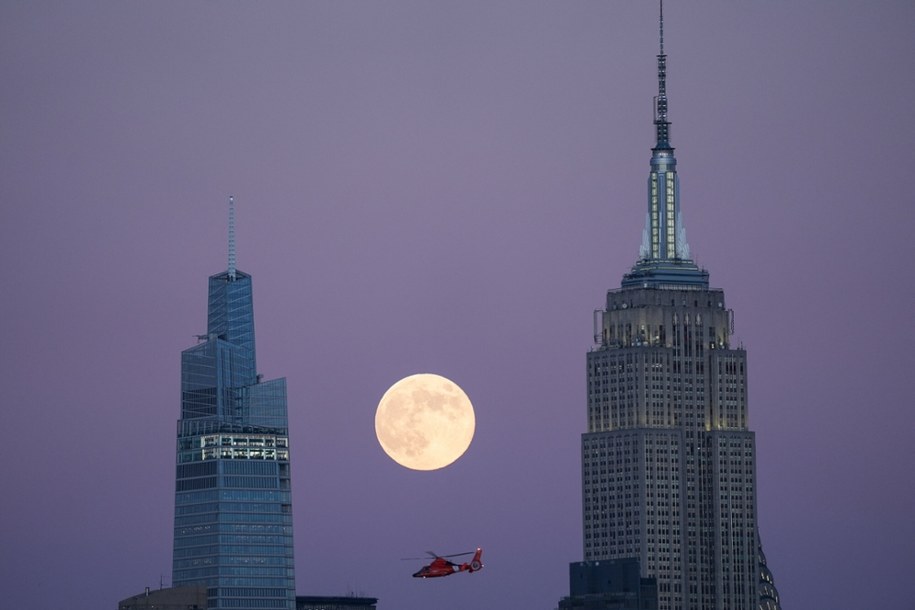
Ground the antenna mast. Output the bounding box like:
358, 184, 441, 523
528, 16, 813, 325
654, 0, 670, 149
228, 195, 237, 280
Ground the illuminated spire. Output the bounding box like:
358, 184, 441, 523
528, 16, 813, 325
623, 1, 706, 288
228, 195, 236, 281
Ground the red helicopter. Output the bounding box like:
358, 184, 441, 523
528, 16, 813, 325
410, 547, 484, 578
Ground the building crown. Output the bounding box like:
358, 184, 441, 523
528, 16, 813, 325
622, 1, 708, 289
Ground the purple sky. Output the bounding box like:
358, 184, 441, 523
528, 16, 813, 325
2, 2, 913, 609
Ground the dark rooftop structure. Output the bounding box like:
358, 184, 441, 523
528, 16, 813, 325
296, 595, 378, 610
117, 585, 206, 610
558, 558, 658, 610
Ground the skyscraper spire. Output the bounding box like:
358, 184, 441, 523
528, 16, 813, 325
625, 1, 706, 288
228, 195, 237, 281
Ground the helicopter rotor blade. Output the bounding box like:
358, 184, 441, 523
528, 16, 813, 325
401, 550, 475, 560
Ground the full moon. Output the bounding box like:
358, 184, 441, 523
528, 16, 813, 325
374, 373, 475, 471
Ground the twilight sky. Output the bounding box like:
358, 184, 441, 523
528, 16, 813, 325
1, 2, 913, 609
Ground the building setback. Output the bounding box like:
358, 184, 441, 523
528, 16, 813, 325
172, 198, 296, 610
580, 5, 782, 610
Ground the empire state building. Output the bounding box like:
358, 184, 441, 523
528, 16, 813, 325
581, 6, 781, 610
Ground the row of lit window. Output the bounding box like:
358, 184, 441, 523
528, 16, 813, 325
201, 434, 289, 448
200, 447, 288, 460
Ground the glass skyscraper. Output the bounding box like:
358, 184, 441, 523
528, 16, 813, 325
581, 6, 781, 610
172, 218, 295, 610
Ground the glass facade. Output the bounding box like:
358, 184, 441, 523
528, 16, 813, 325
173, 270, 295, 610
